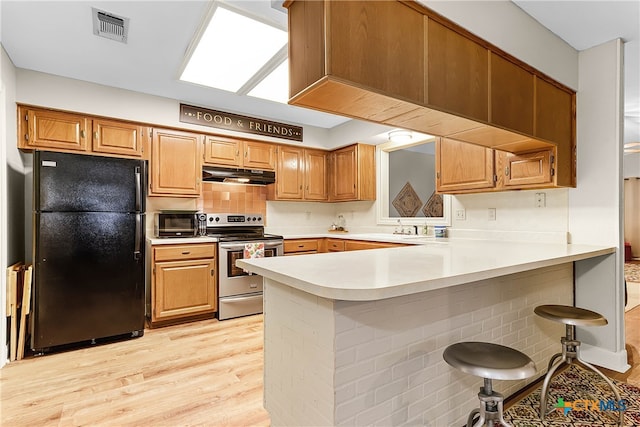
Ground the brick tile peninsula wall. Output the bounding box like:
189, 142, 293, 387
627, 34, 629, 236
263, 264, 572, 426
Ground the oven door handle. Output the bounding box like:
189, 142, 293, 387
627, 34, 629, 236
221, 293, 263, 303
219, 241, 283, 251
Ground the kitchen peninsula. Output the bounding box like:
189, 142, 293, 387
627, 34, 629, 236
237, 239, 615, 426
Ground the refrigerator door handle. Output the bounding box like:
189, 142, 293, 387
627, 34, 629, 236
134, 214, 142, 260
134, 166, 142, 212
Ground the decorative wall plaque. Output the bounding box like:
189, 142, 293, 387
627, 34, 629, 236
392, 182, 423, 217
422, 192, 444, 217
180, 103, 303, 142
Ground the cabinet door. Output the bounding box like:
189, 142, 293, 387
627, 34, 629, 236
284, 239, 319, 255
24, 108, 90, 152
244, 140, 276, 170
330, 145, 357, 201
92, 119, 145, 157
499, 149, 553, 188
326, 239, 345, 252
304, 149, 328, 201
153, 258, 216, 321
150, 128, 202, 197
328, 1, 424, 104
427, 19, 488, 122
275, 146, 304, 199
203, 136, 242, 167
436, 138, 495, 192
490, 53, 534, 136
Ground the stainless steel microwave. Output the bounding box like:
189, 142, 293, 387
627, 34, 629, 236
154, 212, 204, 238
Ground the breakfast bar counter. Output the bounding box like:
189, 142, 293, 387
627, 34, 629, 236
237, 240, 616, 426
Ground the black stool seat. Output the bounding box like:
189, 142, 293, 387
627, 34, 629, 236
534, 304, 608, 326
443, 342, 536, 381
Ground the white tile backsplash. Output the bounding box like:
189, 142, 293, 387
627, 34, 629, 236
266, 188, 570, 243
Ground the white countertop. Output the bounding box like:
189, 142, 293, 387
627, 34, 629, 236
236, 238, 615, 301
281, 232, 439, 245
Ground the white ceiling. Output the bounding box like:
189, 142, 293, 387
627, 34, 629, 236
1, 0, 638, 143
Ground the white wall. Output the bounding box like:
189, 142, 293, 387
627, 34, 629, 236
1, 44, 28, 367
569, 39, 627, 371
625, 153, 640, 178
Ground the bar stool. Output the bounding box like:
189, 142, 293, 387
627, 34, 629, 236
534, 304, 624, 425
443, 342, 537, 427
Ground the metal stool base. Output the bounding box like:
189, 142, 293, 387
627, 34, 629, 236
539, 324, 624, 426
465, 379, 511, 427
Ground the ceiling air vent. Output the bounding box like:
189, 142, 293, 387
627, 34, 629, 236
92, 8, 129, 43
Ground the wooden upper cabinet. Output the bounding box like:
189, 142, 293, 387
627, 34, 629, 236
244, 140, 276, 170
20, 108, 89, 152
204, 136, 241, 167
327, 0, 424, 104
92, 119, 146, 157
286, 0, 575, 169
426, 19, 488, 122
272, 145, 304, 200
436, 138, 495, 192
535, 77, 575, 187
204, 137, 275, 170
269, 146, 327, 201
304, 149, 328, 200
497, 149, 553, 188
330, 143, 375, 202
490, 53, 534, 136
150, 128, 202, 197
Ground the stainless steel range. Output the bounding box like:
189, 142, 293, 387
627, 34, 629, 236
205, 213, 283, 320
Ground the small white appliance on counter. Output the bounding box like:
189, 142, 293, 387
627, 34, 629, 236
204, 213, 283, 320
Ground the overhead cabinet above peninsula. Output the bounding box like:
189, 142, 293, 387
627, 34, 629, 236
285, 0, 576, 190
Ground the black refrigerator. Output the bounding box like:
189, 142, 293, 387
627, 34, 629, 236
32, 151, 146, 352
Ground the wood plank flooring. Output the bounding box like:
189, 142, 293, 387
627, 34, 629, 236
0, 315, 269, 427
2, 307, 640, 426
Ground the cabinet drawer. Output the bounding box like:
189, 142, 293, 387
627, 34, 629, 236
326, 239, 345, 252
284, 239, 319, 253
154, 244, 216, 261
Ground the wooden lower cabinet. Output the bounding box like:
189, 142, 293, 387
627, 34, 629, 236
284, 239, 320, 255
344, 240, 403, 251
285, 238, 405, 255
150, 243, 217, 326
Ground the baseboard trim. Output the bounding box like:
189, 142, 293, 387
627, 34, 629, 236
580, 342, 630, 373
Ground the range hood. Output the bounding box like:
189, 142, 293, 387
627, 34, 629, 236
202, 166, 275, 185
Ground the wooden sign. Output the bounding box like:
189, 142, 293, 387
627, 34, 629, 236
180, 104, 303, 142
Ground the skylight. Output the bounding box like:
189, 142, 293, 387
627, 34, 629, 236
180, 4, 288, 98
247, 59, 289, 104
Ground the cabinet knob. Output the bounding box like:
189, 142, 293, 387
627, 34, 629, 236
80, 130, 86, 138
505, 166, 510, 176
94, 131, 99, 140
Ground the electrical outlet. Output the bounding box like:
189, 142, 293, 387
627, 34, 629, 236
455, 209, 466, 220
535, 192, 546, 208
488, 208, 496, 221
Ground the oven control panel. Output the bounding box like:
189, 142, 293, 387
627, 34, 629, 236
206, 213, 264, 226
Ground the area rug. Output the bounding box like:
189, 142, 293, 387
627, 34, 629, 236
502, 364, 640, 426
625, 262, 640, 283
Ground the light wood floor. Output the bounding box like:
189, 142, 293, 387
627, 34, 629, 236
0, 315, 269, 427
2, 307, 640, 427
